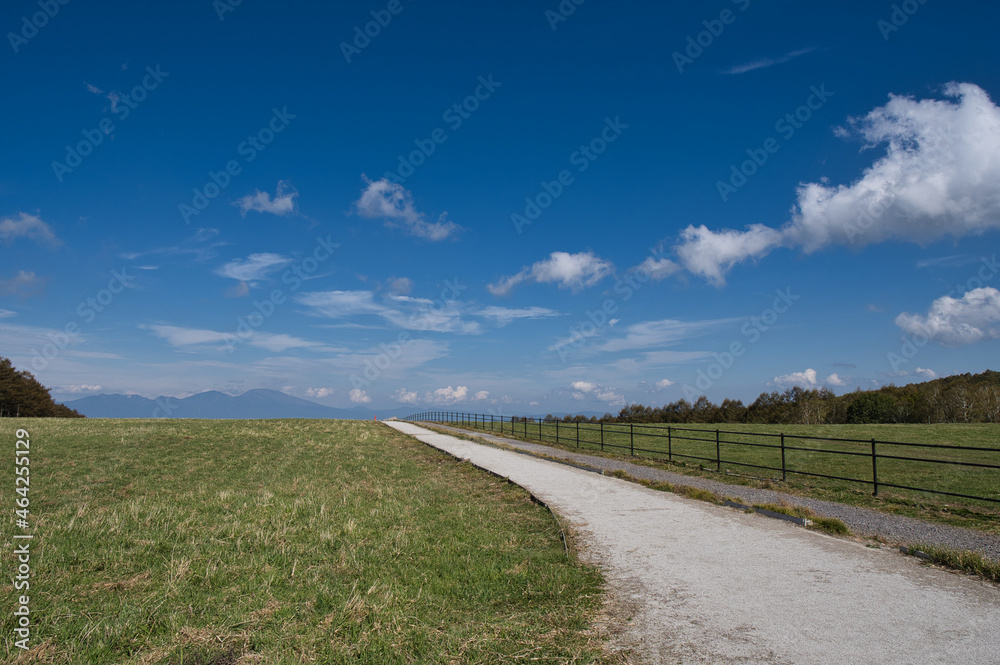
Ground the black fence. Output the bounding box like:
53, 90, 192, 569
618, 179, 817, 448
404, 411, 1000, 505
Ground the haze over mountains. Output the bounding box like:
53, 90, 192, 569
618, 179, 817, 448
64, 389, 415, 420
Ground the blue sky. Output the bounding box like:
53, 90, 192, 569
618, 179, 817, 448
2, 0, 999, 414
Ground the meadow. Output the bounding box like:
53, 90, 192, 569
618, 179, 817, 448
1, 419, 617, 664
446, 417, 1000, 533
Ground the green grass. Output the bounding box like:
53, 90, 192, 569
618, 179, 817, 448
2, 419, 618, 664
444, 419, 1000, 534
901, 544, 1000, 584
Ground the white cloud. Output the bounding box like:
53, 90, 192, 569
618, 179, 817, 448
305, 387, 335, 399
635, 256, 681, 280
0, 213, 60, 247
596, 389, 626, 405
60, 384, 102, 394
425, 385, 469, 405
295, 290, 387, 318
773, 368, 819, 388
675, 224, 784, 287
673, 83, 1000, 285
297, 289, 480, 334
568, 381, 624, 406
915, 367, 938, 379
473, 390, 489, 401
724, 47, 816, 75
599, 318, 732, 353
476, 306, 561, 326
85, 82, 103, 94
349, 388, 372, 404
215, 253, 292, 283
354, 177, 458, 241
895, 287, 1000, 346
392, 388, 419, 404
0, 309, 16, 318
655, 379, 675, 389
388, 277, 412, 295
826, 373, 847, 386
488, 251, 613, 295
235, 180, 298, 217
143, 324, 328, 353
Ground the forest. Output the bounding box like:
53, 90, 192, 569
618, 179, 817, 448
0, 356, 84, 418
548, 370, 1000, 425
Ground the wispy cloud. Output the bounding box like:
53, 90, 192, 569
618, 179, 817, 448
476, 306, 561, 326
354, 177, 459, 241
214, 253, 292, 283
296, 290, 482, 334
724, 47, 816, 75
0, 271, 45, 297
235, 180, 298, 217
0, 212, 60, 247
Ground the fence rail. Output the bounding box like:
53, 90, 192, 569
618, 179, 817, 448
403, 411, 1000, 505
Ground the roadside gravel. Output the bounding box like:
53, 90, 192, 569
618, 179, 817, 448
423, 422, 1000, 562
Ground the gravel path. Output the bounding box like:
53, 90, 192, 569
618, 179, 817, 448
386, 421, 1000, 665
420, 422, 1000, 562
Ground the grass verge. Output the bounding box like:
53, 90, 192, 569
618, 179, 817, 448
900, 544, 1000, 584
2, 418, 620, 664
437, 422, 1000, 536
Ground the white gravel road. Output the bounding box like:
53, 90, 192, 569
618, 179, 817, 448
385, 421, 1000, 665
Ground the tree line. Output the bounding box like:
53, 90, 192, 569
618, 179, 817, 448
543, 370, 1000, 425
0, 356, 84, 418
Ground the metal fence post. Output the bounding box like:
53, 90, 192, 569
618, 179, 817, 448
871, 438, 879, 496
780, 433, 787, 482
576, 421, 580, 448
555, 419, 559, 444
667, 426, 672, 462
600, 422, 604, 452
630, 423, 634, 457
716, 429, 721, 472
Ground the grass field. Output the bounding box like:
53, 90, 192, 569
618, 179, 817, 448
444, 418, 1000, 533
2, 419, 618, 664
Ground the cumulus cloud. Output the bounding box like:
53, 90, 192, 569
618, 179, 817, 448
655, 379, 675, 389
825, 373, 847, 386
568, 381, 625, 405
393, 388, 419, 404
215, 253, 292, 283
772, 368, 819, 388
305, 387, 335, 399
354, 177, 458, 241
0, 213, 60, 247
388, 277, 413, 295
349, 388, 372, 404
915, 367, 938, 379
0, 271, 45, 297
473, 390, 489, 401
488, 251, 613, 295
895, 287, 1000, 346
635, 255, 681, 280
425, 385, 469, 405
673, 83, 1000, 285
235, 181, 298, 216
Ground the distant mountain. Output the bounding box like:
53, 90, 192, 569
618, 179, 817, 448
63, 389, 414, 420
